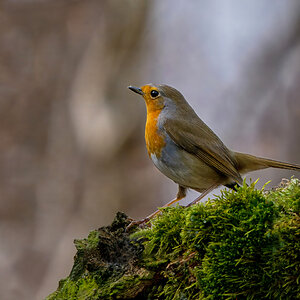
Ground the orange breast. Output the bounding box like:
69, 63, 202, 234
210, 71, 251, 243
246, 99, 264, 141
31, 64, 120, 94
145, 109, 166, 158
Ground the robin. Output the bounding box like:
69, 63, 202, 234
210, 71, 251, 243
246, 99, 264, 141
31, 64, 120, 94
128, 84, 300, 227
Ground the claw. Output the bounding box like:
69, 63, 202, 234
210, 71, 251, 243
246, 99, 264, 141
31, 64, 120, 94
125, 217, 151, 232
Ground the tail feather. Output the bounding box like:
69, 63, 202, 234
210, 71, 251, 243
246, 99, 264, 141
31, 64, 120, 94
261, 158, 300, 171
234, 152, 300, 174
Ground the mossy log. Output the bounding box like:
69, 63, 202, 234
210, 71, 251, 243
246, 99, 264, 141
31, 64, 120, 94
46, 178, 300, 299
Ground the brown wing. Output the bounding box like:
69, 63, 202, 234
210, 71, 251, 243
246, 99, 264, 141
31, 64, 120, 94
164, 118, 243, 185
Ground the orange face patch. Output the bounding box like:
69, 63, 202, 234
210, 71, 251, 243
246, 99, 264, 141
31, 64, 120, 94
141, 85, 166, 158
141, 85, 164, 110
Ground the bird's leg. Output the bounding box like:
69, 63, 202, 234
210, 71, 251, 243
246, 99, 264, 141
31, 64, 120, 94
147, 185, 187, 218
186, 183, 219, 207
126, 185, 186, 231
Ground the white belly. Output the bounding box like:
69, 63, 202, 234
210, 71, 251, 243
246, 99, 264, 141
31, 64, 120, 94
150, 140, 221, 191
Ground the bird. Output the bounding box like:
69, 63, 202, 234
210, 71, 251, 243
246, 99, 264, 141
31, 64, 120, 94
128, 84, 300, 227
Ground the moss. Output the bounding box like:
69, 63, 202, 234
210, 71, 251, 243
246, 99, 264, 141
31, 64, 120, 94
140, 206, 186, 259
46, 179, 300, 300
191, 182, 278, 298
264, 178, 300, 299
46, 212, 152, 300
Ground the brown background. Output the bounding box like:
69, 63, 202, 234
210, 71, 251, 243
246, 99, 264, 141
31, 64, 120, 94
0, 1, 299, 299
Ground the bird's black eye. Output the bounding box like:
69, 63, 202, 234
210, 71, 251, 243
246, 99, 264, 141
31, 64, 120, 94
150, 90, 159, 98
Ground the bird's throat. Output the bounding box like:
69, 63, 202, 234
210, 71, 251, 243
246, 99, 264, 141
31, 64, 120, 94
145, 109, 166, 158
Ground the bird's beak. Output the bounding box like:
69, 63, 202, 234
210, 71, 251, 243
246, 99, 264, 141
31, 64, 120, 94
128, 86, 144, 96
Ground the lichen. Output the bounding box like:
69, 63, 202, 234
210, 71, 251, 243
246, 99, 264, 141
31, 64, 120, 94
46, 178, 300, 300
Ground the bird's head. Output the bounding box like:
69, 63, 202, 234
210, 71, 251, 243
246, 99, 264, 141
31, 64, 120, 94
128, 84, 187, 113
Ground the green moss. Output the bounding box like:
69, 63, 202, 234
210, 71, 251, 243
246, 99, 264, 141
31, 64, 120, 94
46, 179, 300, 300
76, 277, 99, 299
192, 182, 278, 298
267, 177, 300, 214
46, 212, 151, 300
141, 206, 186, 259
265, 178, 300, 299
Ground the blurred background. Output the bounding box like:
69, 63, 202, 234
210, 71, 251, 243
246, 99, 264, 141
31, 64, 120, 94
1, 0, 300, 299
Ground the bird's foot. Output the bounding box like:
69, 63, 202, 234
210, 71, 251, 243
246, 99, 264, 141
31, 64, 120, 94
126, 217, 151, 232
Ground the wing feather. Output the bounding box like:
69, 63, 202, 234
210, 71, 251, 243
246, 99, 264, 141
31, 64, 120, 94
164, 119, 243, 184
